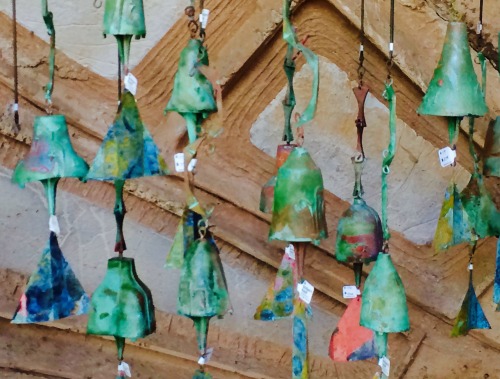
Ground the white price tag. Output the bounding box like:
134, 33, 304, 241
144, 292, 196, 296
174, 153, 185, 172
199, 9, 210, 28
118, 361, 132, 377
174, 153, 197, 172
468, 263, 473, 271
342, 285, 361, 299
197, 347, 214, 365
49, 215, 60, 235
124, 73, 138, 96
297, 280, 314, 304
12, 103, 19, 111
438, 146, 456, 167
378, 356, 390, 377
285, 244, 295, 260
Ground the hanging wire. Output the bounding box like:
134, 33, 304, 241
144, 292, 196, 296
12, 0, 20, 130
386, 0, 395, 82
117, 50, 122, 100
357, 0, 366, 84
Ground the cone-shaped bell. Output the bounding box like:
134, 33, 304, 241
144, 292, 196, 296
336, 198, 383, 264
12, 115, 89, 188
260, 144, 296, 213
461, 174, 500, 238
103, 0, 146, 38
86, 91, 168, 181
193, 370, 213, 379
178, 238, 230, 318
360, 253, 410, 333
434, 183, 473, 251
483, 117, 500, 177
417, 22, 488, 117
166, 209, 203, 269
254, 251, 297, 320
269, 147, 328, 243
165, 39, 217, 142
451, 271, 491, 336
87, 257, 156, 339
12, 232, 89, 323
329, 296, 377, 362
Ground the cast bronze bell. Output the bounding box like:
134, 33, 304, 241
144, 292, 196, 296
87, 257, 156, 341
269, 147, 328, 244
12, 115, 88, 188
483, 117, 500, 177
260, 144, 296, 213
103, 0, 146, 38
417, 22, 488, 117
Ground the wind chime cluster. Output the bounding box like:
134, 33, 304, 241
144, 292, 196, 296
418, 6, 500, 336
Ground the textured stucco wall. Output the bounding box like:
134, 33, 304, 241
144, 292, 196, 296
0, 0, 185, 78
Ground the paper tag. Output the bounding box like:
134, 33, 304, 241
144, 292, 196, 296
124, 73, 138, 96
174, 153, 185, 172
199, 9, 210, 28
12, 103, 19, 111
197, 347, 214, 365
378, 356, 390, 377
49, 215, 60, 235
118, 361, 132, 377
342, 285, 361, 299
477, 22, 483, 34
438, 146, 456, 167
188, 158, 197, 172
297, 280, 314, 304
468, 263, 473, 271
285, 244, 295, 260
389, 42, 394, 52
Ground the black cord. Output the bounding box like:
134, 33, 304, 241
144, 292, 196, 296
387, 0, 395, 80
12, 0, 19, 129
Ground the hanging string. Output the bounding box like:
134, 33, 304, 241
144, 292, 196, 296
41, 0, 55, 114
477, 0, 484, 43
117, 50, 122, 100
12, 0, 20, 130
357, 0, 365, 85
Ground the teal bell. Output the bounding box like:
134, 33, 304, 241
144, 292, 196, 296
87, 257, 156, 341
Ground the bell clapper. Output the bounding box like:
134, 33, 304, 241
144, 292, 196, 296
114, 179, 127, 255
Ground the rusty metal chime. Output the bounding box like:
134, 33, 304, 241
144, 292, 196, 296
418, 4, 499, 335
10, 0, 90, 325
330, 0, 381, 363
255, 1, 324, 378
85, 1, 168, 377
164, 3, 229, 378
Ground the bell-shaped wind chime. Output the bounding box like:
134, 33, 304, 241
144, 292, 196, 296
329, 0, 381, 363
418, 4, 499, 335
85, 0, 168, 376
254, 1, 326, 378
164, 3, 229, 378
358, 3, 410, 377
11, 0, 90, 324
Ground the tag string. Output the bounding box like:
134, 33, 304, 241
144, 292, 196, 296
386, 0, 395, 82
12, 0, 20, 129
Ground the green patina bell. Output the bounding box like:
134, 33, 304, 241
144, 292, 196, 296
336, 161, 382, 265
269, 147, 328, 244
360, 253, 409, 333
461, 174, 500, 238
417, 22, 488, 117
12, 115, 88, 188
103, 0, 146, 38
87, 257, 156, 340
165, 39, 217, 143
178, 237, 230, 353
260, 144, 296, 213
483, 117, 500, 177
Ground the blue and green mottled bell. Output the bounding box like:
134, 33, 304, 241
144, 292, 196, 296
417, 22, 488, 117
86, 90, 168, 181
12, 232, 89, 324
483, 117, 500, 177
360, 253, 409, 333
269, 147, 328, 244
12, 115, 88, 188
103, 0, 146, 38
87, 257, 156, 340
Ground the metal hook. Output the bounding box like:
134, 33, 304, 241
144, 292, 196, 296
93, 0, 102, 9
